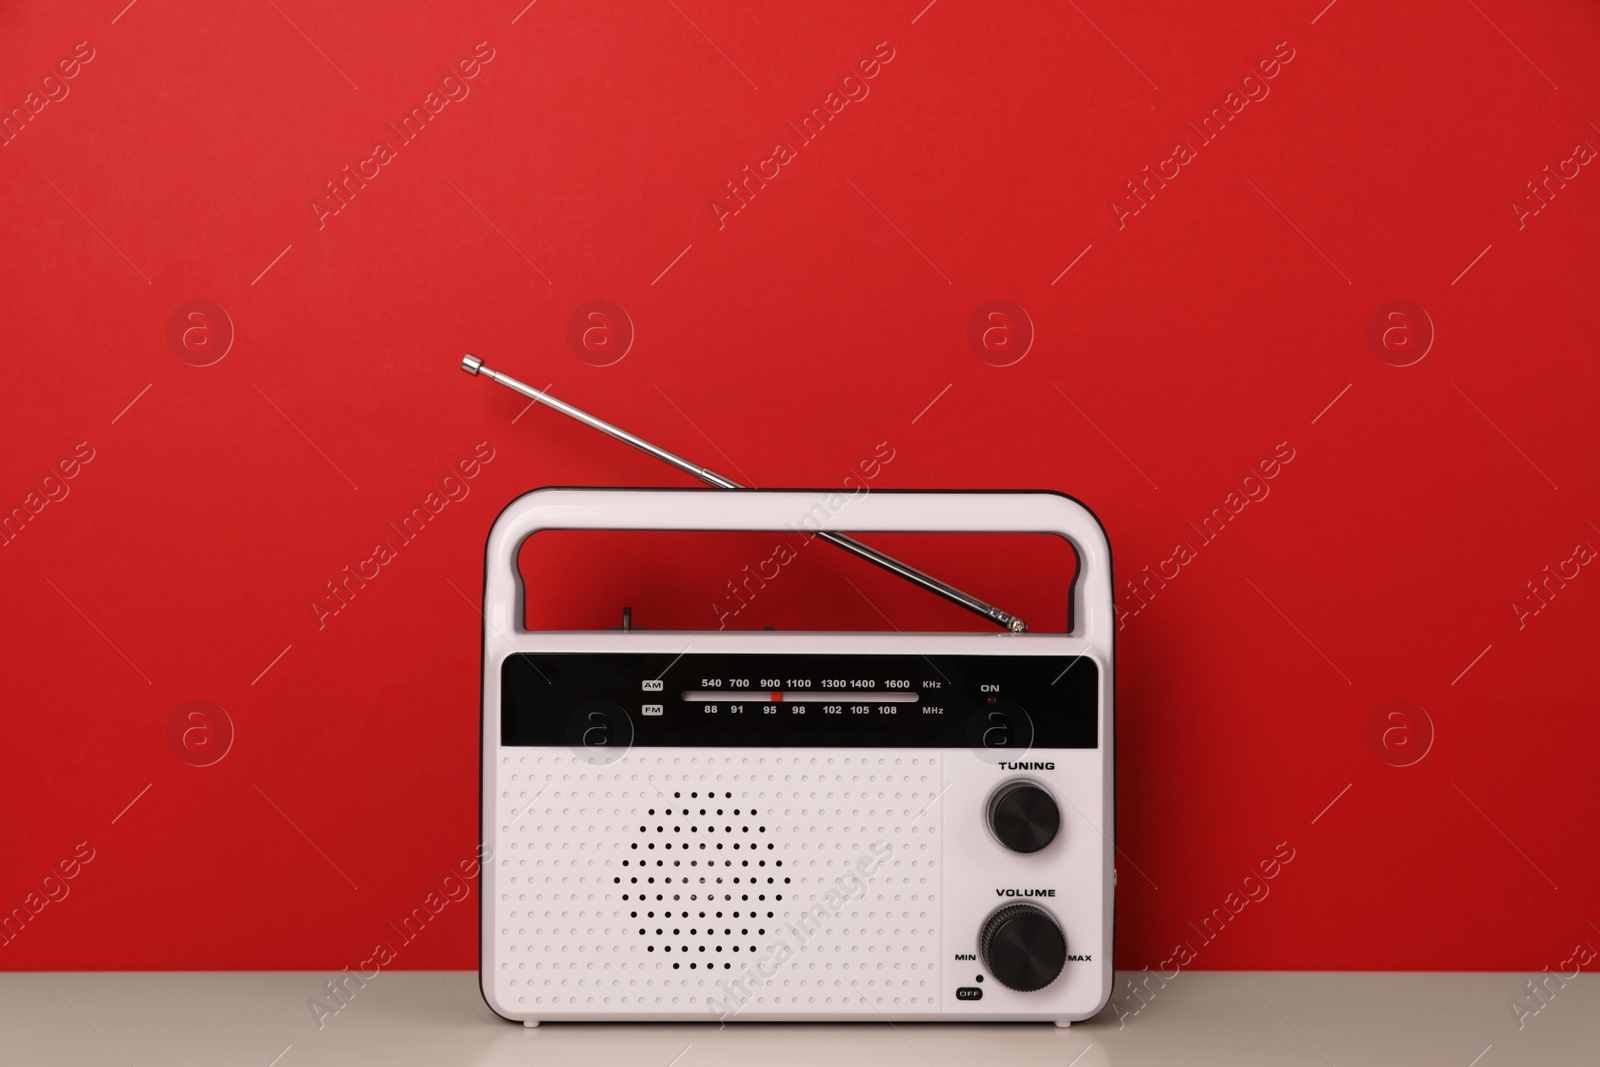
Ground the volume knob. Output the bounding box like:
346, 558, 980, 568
979, 903, 1067, 992
987, 781, 1060, 853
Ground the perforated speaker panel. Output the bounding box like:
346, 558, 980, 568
488, 750, 945, 1020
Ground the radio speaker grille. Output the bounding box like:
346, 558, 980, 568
493, 751, 945, 1014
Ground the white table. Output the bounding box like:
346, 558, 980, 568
1, 971, 1591, 1065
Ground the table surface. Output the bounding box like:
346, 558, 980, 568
1, 971, 1592, 1066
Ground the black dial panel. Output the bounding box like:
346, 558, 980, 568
500, 652, 1099, 748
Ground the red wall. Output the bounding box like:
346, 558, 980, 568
2, 0, 1597, 973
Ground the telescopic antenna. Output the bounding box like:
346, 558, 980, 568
461, 354, 1028, 633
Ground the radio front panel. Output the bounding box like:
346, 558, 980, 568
482, 637, 1112, 1025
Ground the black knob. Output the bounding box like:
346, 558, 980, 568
987, 781, 1060, 853
979, 903, 1067, 992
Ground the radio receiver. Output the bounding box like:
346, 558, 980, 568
464, 357, 1114, 1025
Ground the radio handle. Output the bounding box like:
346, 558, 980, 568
483, 489, 1112, 642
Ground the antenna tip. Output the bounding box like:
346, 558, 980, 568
461, 354, 484, 376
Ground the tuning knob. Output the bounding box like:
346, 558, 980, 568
986, 781, 1060, 853
979, 903, 1067, 992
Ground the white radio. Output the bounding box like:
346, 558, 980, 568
474, 483, 1114, 1025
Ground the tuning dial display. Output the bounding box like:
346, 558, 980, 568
986, 780, 1060, 853
978, 903, 1067, 992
